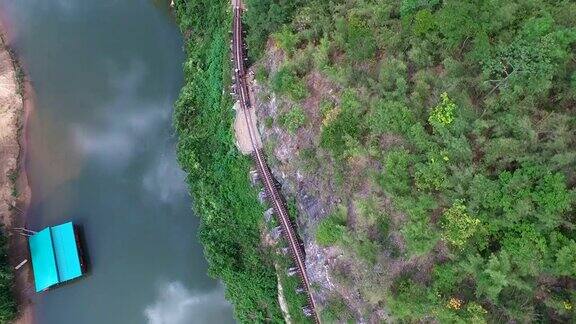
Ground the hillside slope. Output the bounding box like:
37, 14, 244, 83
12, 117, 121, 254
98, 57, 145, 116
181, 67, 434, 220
172, 1, 286, 322
245, 0, 576, 322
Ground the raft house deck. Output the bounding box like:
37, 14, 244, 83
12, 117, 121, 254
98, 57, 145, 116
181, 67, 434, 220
28, 221, 87, 292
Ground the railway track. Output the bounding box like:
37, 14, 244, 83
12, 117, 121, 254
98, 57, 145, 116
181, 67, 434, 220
231, 3, 320, 323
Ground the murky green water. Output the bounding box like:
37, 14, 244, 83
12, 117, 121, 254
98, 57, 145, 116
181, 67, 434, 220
0, 0, 234, 323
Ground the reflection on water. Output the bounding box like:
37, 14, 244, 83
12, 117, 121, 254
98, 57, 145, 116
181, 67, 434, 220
145, 282, 232, 324
0, 0, 234, 323
26, 109, 81, 217
70, 61, 170, 169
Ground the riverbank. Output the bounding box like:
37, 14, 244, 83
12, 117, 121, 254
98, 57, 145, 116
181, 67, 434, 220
172, 1, 287, 321
0, 22, 33, 324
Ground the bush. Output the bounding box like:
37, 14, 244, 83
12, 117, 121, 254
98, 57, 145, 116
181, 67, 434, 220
381, 149, 413, 195
0, 229, 16, 322
278, 105, 307, 133
273, 26, 299, 55
428, 92, 456, 129
413, 9, 436, 36
244, 0, 306, 59
339, 15, 377, 61
554, 240, 576, 277
320, 89, 363, 158
401, 220, 439, 256
270, 65, 309, 101
414, 155, 448, 191
316, 208, 347, 246
440, 200, 480, 249
368, 100, 414, 135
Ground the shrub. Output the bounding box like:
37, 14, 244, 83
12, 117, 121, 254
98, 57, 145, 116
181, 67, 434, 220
278, 105, 307, 133
400, 0, 440, 17
414, 155, 447, 191
340, 15, 377, 61
0, 229, 16, 322
264, 116, 274, 128
440, 200, 480, 249
368, 100, 414, 135
381, 149, 413, 195
270, 65, 309, 101
320, 90, 363, 158
429, 92, 456, 128
255, 65, 268, 84
321, 296, 353, 322
316, 208, 347, 246
413, 9, 436, 36
554, 240, 576, 277
273, 26, 298, 55
244, 0, 306, 59
401, 220, 439, 256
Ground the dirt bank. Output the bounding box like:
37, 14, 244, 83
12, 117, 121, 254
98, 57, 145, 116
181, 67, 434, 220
0, 23, 34, 324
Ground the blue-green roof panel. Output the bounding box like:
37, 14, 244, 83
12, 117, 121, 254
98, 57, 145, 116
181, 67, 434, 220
51, 222, 82, 282
29, 228, 59, 292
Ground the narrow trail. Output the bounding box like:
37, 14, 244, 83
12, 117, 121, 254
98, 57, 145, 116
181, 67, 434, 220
231, 2, 320, 323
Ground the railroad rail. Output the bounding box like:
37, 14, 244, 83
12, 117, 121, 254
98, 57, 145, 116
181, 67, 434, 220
231, 2, 320, 323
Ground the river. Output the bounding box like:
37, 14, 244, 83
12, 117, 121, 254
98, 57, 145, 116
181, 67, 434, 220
0, 0, 234, 323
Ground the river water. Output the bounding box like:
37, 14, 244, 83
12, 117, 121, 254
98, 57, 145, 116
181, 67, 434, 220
0, 0, 233, 323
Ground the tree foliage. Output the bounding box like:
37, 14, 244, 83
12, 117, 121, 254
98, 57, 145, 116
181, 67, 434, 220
441, 201, 480, 249
0, 229, 16, 322
278, 105, 307, 133
428, 92, 456, 128
173, 1, 284, 321
316, 207, 347, 247
245, 0, 576, 321
270, 65, 309, 101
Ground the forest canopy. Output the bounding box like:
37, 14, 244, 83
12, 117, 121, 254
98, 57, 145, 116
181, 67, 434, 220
244, 0, 576, 322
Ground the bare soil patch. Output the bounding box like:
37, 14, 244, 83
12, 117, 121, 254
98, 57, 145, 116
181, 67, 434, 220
0, 24, 33, 324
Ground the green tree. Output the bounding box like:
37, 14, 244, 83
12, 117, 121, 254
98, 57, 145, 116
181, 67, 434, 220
429, 92, 456, 128
441, 200, 480, 249
273, 26, 299, 55
338, 15, 377, 61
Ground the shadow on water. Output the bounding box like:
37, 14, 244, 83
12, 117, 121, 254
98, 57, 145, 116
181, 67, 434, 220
74, 224, 91, 276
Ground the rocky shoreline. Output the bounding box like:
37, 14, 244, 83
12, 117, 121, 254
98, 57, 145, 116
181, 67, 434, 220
0, 23, 33, 324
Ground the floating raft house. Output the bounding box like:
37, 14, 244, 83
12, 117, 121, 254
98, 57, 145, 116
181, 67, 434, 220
28, 222, 86, 292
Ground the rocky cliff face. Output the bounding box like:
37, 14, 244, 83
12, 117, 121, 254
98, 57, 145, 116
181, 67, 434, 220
248, 41, 391, 322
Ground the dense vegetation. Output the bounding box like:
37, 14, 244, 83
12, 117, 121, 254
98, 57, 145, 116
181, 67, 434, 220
172, 1, 286, 322
0, 229, 16, 322
246, 0, 576, 322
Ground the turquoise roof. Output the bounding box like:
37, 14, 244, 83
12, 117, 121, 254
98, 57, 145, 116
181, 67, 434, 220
29, 228, 59, 292
51, 222, 83, 282
29, 222, 83, 292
